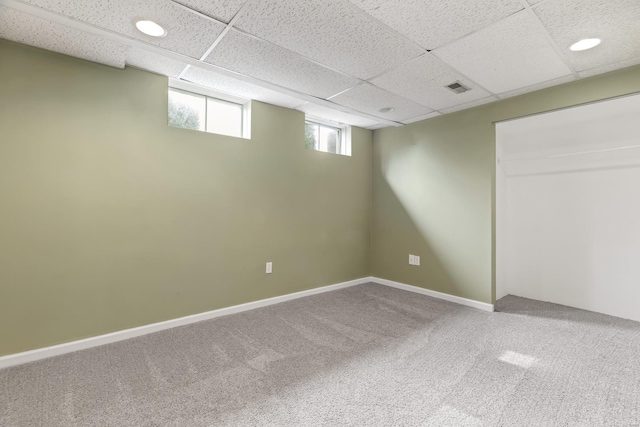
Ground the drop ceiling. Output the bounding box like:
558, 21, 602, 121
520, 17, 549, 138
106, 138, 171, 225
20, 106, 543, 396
0, 0, 639, 129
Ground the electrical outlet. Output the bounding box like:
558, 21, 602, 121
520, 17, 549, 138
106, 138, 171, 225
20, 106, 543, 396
409, 254, 414, 265
414, 256, 420, 266
266, 262, 272, 274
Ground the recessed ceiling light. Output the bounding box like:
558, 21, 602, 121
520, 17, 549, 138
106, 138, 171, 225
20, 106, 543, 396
569, 38, 601, 52
379, 107, 395, 113
135, 20, 166, 37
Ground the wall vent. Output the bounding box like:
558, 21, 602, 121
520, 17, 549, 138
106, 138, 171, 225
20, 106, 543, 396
446, 82, 471, 94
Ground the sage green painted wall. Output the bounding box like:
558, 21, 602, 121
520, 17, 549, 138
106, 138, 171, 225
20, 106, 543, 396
0, 40, 372, 356
372, 65, 640, 304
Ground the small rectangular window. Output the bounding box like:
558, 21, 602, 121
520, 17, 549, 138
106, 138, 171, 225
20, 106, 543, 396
168, 80, 250, 139
305, 119, 351, 156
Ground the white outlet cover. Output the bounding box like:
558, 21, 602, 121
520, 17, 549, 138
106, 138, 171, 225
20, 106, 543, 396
266, 262, 273, 274
414, 256, 420, 266
409, 255, 414, 265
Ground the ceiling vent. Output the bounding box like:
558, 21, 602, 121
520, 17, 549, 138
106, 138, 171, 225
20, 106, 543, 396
446, 81, 471, 94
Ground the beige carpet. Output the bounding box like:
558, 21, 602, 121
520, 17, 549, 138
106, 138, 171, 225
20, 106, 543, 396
1, 283, 639, 426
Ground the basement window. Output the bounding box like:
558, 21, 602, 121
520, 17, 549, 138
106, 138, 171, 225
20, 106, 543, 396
305, 119, 351, 156
168, 79, 251, 139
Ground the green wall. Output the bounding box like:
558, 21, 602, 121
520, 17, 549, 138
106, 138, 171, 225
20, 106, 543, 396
372, 65, 640, 304
3, 37, 640, 357
0, 40, 372, 356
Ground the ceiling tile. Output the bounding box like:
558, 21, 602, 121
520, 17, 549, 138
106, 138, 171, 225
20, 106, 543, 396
534, 0, 640, 72
401, 112, 442, 125
181, 67, 305, 109
20, 0, 226, 58
434, 11, 573, 93
578, 56, 640, 78
347, 0, 523, 50
0, 6, 127, 68
204, 30, 359, 99
126, 48, 187, 77
235, 0, 425, 79
171, 0, 248, 23
440, 96, 498, 114
367, 124, 389, 130
296, 103, 380, 128
330, 84, 433, 121
370, 54, 492, 110
498, 75, 577, 99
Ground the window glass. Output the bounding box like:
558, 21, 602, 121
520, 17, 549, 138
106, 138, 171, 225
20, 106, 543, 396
305, 122, 319, 150
319, 125, 339, 154
206, 98, 243, 138
168, 89, 206, 132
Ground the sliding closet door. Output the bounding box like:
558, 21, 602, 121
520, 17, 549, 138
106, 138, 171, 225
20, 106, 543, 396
496, 93, 640, 321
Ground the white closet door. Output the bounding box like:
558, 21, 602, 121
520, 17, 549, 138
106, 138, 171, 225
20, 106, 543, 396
496, 93, 640, 321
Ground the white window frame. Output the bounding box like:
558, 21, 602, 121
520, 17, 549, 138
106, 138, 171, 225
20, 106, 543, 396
169, 78, 251, 139
305, 116, 351, 156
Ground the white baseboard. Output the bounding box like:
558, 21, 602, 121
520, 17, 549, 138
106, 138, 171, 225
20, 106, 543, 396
0, 277, 370, 370
369, 276, 495, 313
0, 276, 493, 369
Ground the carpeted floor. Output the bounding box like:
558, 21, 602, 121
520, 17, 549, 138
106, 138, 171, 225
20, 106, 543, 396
1, 283, 639, 426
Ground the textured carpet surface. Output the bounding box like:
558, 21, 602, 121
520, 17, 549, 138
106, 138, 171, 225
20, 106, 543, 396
1, 283, 640, 426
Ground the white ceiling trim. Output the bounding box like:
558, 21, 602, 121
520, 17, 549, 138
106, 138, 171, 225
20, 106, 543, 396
0, 0, 403, 127
578, 56, 640, 79
401, 112, 442, 125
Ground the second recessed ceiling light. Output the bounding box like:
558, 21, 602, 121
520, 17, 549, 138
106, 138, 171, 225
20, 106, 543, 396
569, 38, 601, 51
135, 20, 167, 37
